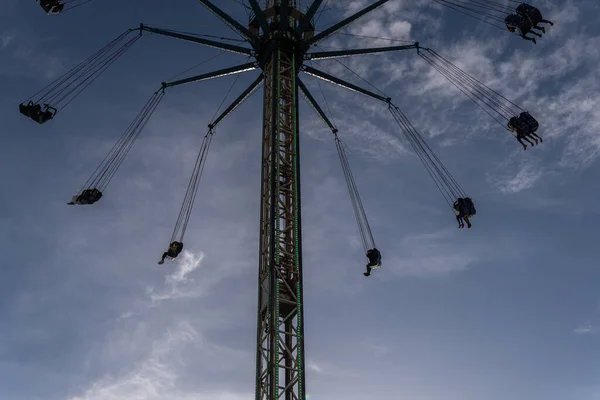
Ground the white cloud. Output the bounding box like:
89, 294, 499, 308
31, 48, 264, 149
304, 358, 361, 379
574, 323, 597, 335
0, 34, 13, 49
146, 250, 205, 302
308, 361, 322, 374
72, 320, 196, 400
369, 344, 390, 356
385, 230, 481, 278
73, 299, 254, 400
71, 321, 251, 400
495, 167, 543, 194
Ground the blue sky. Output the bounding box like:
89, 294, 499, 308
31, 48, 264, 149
1, 0, 600, 399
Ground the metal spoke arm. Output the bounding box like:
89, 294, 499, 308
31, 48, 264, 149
140, 25, 253, 55
306, 43, 419, 60
247, 0, 271, 34
297, 79, 337, 134
196, 0, 259, 44
307, 0, 390, 46
162, 62, 257, 88
209, 73, 264, 129
296, 0, 323, 34
302, 65, 391, 103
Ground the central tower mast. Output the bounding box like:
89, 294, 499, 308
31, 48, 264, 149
255, 2, 308, 399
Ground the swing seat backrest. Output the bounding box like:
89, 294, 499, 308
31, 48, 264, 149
464, 197, 476, 216
168, 241, 184, 256
519, 112, 539, 132
517, 4, 542, 24
19, 104, 29, 116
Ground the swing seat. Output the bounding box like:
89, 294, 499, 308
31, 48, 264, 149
166, 241, 184, 259
74, 188, 103, 205
19, 102, 33, 117
37, 0, 64, 14
516, 3, 543, 25
504, 14, 533, 35
20, 102, 56, 124
366, 248, 382, 268
508, 115, 530, 136
19, 101, 41, 118
463, 197, 476, 216
519, 112, 539, 133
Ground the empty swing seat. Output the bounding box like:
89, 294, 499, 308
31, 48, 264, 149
69, 188, 103, 205
19, 102, 56, 124
37, 0, 64, 14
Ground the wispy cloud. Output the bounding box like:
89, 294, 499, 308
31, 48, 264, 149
305, 358, 361, 379
71, 320, 251, 400
308, 361, 322, 374
494, 167, 543, 194
385, 229, 478, 278
0, 34, 14, 50
147, 250, 205, 302
574, 323, 597, 335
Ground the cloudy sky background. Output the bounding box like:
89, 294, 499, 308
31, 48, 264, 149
1, 0, 600, 399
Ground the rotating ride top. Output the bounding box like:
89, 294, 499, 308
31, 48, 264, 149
19, 1, 554, 399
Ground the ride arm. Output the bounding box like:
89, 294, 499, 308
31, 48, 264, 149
297, 79, 337, 133
196, 0, 259, 44
247, 0, 271, 34
302, 65, 390, 103
307, 0, 390, 46
162, 62, 258, 88
296, 0, 323, 34
140, 25, 253, 55
209, 73, 264, 129
306, 43, 419, 60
